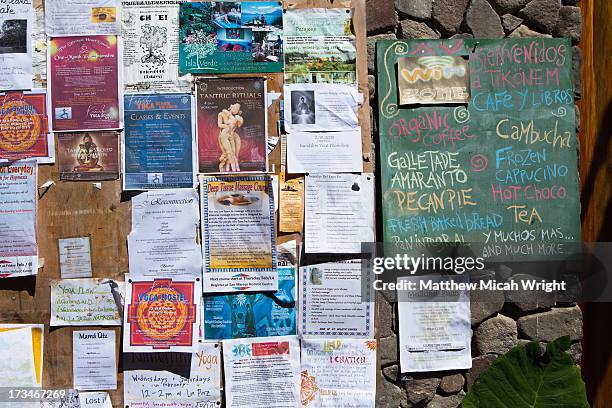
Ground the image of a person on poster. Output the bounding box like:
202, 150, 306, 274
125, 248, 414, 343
217, 103, 243, 172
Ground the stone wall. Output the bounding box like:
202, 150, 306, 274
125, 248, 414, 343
365, 0, 583, 406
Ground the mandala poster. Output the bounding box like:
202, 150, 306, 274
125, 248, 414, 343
123, 277, 201, 352
57, 132, 119, 181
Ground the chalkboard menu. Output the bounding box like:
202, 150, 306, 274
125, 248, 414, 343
377, 39, 580, 259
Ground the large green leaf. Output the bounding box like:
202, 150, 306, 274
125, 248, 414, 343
462, 336, 589, 408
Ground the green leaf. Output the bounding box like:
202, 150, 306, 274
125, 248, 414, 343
462, 336, 589, 408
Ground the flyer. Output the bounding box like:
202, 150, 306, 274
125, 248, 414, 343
279, 174, 304, 233
203, 241, 297, 340
283, 8, 356, 84
0, 0, 32, 90
45, 0, 121, 37
0, 328, 37, 386
58, 237, 93, 278
0, 91, 51, 162
122, 0, 191, 92
78, 392, 112, 408
223, 336, 301, 408
123, 93, 196, 190
124, 343, 222, 408
300, 339, 377, 408
57, 132, 119, 181
305, 174, 375, 254
196, 77, 267, 173
284, 84, 361, 133
300, 260, 374, 338
49, 35, 120, 131
123, 277, 201, 352
0, 161, 37, 278
72, 330, 117, 391
286, 130, 363, 174
397, 275, 472, 372
179, 2, 283, 74
0, 324, 44, 387
199, 175, 277, 293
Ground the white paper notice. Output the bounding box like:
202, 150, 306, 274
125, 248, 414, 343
284, 84, 361, 133
0, 327, 36, 386
59, 237, 93, 278
45, 0, 121, 36
397, 275, 472, 372
300, 260, 374, 338
79, 392, 112, 408
300, 339, 377, 408
287, 130, 363, 174
0, 161, 38, 277
305, 174, 374, 254
0, 0, 32, 90
223, 336, 301, 408
72, 330, 117, 391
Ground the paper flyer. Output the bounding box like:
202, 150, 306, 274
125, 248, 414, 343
78, 392, 112, 408
300, 260, 374, 338
0, 324, 44, 387
0, 0, 32, 90
122, 0, 191, 92
57, 132, 119, 181
58, 237, 93, 278
123, 93, 196, 190
199, 175, 277, 293
0, 327, 37, 386
286, 130, 363, 174
50, 278, 123, 326
279, 174, 304, 233
45, 0, 121, 37
123, 277, 201, 352
300, 339, 377, 408
72, 330, 117, 391
0, 160, 37, 278
196, 77, 267, 173
48, 35, 121, 131
223, 336, 301, 408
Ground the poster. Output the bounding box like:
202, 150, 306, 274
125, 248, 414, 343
0, 160, 37, 278
300, 260, 374, 338
200, 175, 277, 293
0, 0, 32, 90
58, 237, 93, 278
223, 336, 301, 408
122, 0, 191, 92
300, 339, 377, 408
284, 84, 361, 133
196, 77, 267, 173
124, 343, 222, 408
124, 277, 201, 352
45, 0, 121, 37
203, 241, 297, 340
179, 2, 283, 74
123, 93, 196, 190
50, 278, 123, 326
0, 328, 37, 386
0, 91, 51, 162
72, 330, 117, 391
397, 275, 472, 372
49, 35, 120, 131
0, 324, 44, 387
397, 56, 470, 105
58, 132, 119, 181
283, 8, 355, 84
279, 174, 304, 233
286, 130, 363, 174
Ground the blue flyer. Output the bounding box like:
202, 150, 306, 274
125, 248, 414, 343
123, 93, 195, 190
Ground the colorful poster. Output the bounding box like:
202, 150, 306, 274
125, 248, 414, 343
0, 161, 37, 278
124, 343, 222, 408
179, 2, 283, 74
223, 336, 301, 408
123, 93, 196, 190
199, 175, 277, 293
45, 0, 121, 36
196, 77, 267, 173
50, 278, 123, 326
0, 91, 50, 161
300, 339, 377, 408
123, 277, 201, 352
72, 330, 117, 391
279, 174, 304, 233
49, 35, 120, 131
283, 8, 355, 84
58, 132, 119, 181
203, 241, 297, 340
122, 0, 191, 92
0, 0, 32, 90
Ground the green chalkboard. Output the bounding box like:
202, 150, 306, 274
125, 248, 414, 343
376, 39, 580, 259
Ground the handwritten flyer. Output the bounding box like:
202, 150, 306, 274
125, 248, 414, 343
45, 0, 121, 36
50, 278, 123, 326
0, 0, 32, 90
78, 392, 112, 408
72, 330, 117, 391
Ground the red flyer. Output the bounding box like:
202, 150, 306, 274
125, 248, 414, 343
0, 91, 49, 161
49, 35, 120, 131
